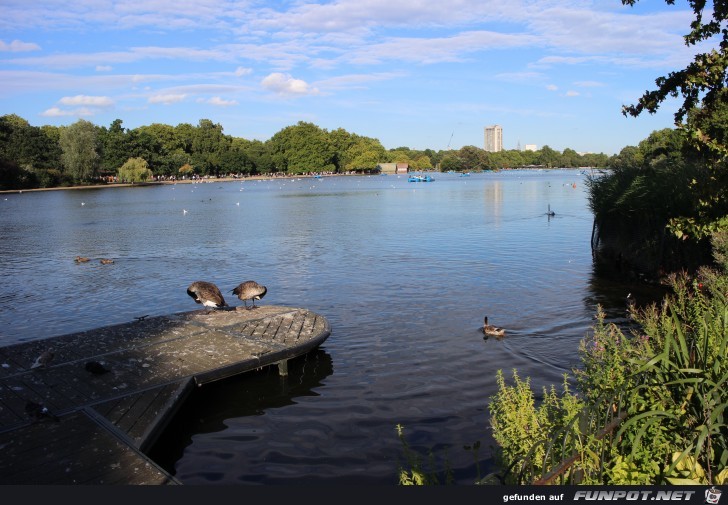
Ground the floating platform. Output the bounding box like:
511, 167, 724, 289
0, 306, 331, 484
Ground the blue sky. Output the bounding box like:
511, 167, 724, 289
0, 0, 710, 155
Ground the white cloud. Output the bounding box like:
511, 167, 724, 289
546, 84, 558, 91
59, 95, 114, 107
261, 73, 318, 96
96, 65, 113, 72
234, 66, 252, 76
148, 93, 187, 104
565, 90, 580, 97
40, 106, 94, 117
207, 96, 238, 106
0, 39, 41, 52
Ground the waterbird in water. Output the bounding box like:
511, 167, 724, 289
232, 280, 267, 310
75, 256, 90, 263
546, 205, 555, 217
483, 317, 506, 339
30, 349, 54, 369
187, 281, 228, 311
100, 258, 114, 264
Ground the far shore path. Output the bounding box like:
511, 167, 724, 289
0, 172, 351, 194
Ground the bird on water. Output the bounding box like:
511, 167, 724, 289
483, 317, 506, 338
232, 280, 267, 310
187, 281, 228, 311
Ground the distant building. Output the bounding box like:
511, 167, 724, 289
484, 125, 503, 152
377, 163, 408, 174
524, 144, 538, 151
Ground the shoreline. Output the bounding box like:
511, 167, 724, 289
0, 173, 336, 194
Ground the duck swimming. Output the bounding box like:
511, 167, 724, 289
483, 316, 506, 338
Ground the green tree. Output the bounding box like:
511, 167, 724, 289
343, 135, 388, 171
536, 145, 561, 168
58, 119, 100, 183
237, 138, 274, 174
458, 145, 489, 171
99, 119, 129, 173
191, 119, 230, 176
268, 121, 336, 174
118, 157, 153, 183
622, 0, 728, 129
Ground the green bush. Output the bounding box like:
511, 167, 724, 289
486, 267, 728, 485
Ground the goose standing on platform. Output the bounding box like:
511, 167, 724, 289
187, 281, 228, 311
232, 280, 267, 310
483, 317, 506, 338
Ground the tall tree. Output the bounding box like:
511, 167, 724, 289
622, 0, 728, 134
58, 119, 100, 182
191, 119, 230, 176
268, 121, 336, 173
99, 119, 129, 173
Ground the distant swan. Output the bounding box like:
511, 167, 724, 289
483, 316, 505, 338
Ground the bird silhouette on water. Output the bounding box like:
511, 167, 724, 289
187, 281, 228, 312
232, 280, 267, 310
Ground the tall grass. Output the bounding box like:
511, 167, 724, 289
486, 266, 728, 485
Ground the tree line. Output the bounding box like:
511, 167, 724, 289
0, 114, 610, 190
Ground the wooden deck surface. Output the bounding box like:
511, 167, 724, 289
0, 306, 331, 484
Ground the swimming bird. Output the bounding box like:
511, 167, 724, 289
483, 317, 506, 338
30, 349, 54, 369
100, 258, 114, 265
85, 361, 111, 375
75, 256, 90, 263
232, 280, 267, 310
547, 205, 555, 217
187, 281, 228, 311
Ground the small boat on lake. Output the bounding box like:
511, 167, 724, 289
408, 174, 434, 182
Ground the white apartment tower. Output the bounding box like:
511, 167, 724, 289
484, 125, 503, 152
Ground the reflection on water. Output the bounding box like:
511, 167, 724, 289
0, 170, 665, 484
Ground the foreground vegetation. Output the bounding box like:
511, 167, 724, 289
398, 235, 728, 485
487, 244, 728, 484
0, 114, 609, 190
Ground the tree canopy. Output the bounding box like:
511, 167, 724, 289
622, 0, 728, 130
0, 113, 611, 190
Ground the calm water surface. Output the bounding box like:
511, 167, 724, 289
0, 170, 659, 484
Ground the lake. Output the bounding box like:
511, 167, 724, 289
0, 169, 659, 485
